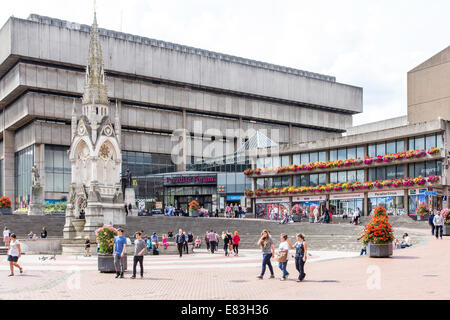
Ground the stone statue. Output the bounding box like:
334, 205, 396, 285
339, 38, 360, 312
32, 165, 40, 185
126, 169, 132, 187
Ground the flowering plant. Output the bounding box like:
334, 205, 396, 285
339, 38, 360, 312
374, 155, 383, 163
95, 225, 118, 254
0, 196, 12, 209
402, 178, 414, 186
373, 181, 383, 189
413, 176, 426, 185
427, 175, 440, 183
253, 168, 262, 175
364, 157, 373, 165
427, 147, 440, 155
414, 149, 426, 158
244, 189, 254, 197
254, 189, 263, 197
416, 201, 429, 216
361, 206, 394, 245
363, 181, 374, 190
383, 154, 393, 162
189, 200, 200, 211
441, 208, 450, 225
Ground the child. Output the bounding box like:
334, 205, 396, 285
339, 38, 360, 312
84, 236, 91, 257
357, 231, 366, 256
195, 237, 201, 248
162, 234, 169, 249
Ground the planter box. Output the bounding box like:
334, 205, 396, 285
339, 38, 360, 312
309, 217, 314, 223
367, 242, 393, 258
98, 254, 128, 273
189, 210, 199, 217
0, 208, 12, 215
443, 225, 450, 236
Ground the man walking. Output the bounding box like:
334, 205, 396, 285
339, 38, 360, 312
183, 231, 189, 254
131, 231, 146, 279
175, 228, 185, 257
113, 228, 127, 278
124, 203, 128, 216
428, 210, 436, 236
433, 211, 444, 239
128, 203, 133, 216
208, 230, 217, 254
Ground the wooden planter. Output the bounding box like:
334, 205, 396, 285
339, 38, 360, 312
367, 242, 393, 258
443, 225, 450, 236
0, 208, 12, 215
98, 254, 128, 273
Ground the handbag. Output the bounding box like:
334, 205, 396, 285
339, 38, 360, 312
276, 250, 288, 263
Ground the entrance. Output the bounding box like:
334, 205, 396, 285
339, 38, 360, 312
175, 195, 212, 212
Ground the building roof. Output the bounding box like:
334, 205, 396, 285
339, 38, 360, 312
236, 131, 278, 153
409, 45, 450, 73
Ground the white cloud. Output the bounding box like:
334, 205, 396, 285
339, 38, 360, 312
1, 0, 449, 126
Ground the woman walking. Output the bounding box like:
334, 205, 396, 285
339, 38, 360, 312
290, 233, 307, 282
205, 231, 210, 251
257, 230, 275, 279
223, 231, 232, 256
3, 226, 11, 248
277, 234, 290, 281
7, 234, 23, 276
232, 231, 240, 256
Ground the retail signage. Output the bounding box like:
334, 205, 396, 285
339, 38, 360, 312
164, 175, 216, 185
256, 197, 290, 204
368, 190, 404, 198
424, 191, 437, 196
408, 188, 428, 196
155, 201, 163, 209
226, 194, 244, 201
329, 193, 364, 200
293, 196, 326, 202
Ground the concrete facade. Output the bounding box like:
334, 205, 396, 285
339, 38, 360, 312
408, 46, 450, 123
0, 14, 362, 208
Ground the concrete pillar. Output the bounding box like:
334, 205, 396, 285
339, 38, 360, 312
404, 189, 409, 214
363, 193, 369, 216
177, 109, 187, 171
34, 143, 45, 190
288, 124, 293, 144
3, 130, 15, 209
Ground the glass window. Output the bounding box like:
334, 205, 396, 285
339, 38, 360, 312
347, 170, 356, 183
281, 155, 290, 167
414, 162, 425, 177
301, 174, 309, 186
330, 172, 337, 184
357, 146, 364, 159
257, 178, 264, 189
386, 141, 396, 154
357, 170, 364, 182
425, 135, 435, 149
337, 148, 347, 161
293, 175, 301, 186
436, 160, 442, 176
318, 173, 326, 185
376, 167, 386, 180
396, 165, 404, 179
264, 157, 272, 168
347, 147, 356, 159
256, 158, 264, 168
396, 140, 405, 152
309, 152, 318, 163
408, 138, 415, 151
272, 156, 281, 167
338, 171, 347, 183
329, 149, 337, 161
310, 174, 319, 187
301, 153, 309, 164
408, 164, 414, 178
386, 166, 396, 180
436, 133, 443, 149
376, 143, 386, 156
293, 154, 300, 165
282, 176, 290, 187
415, 136, 425, 150
318, 151, 327, 162
273, 177, 282, 188
368, 144, 376, 157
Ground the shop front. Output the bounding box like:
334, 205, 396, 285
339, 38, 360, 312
368, 190, 405, 216
329, 193, 364, 217
292, 195, 326, 219
163, 173, 218, 213
408, 188, 444, 215
255, 197, 290, 221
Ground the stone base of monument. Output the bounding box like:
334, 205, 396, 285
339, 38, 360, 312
28, 184, 45, 216
124, 187, 137, 216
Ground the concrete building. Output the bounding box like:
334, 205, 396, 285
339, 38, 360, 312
0, 13, 362, 210
408, 46, 450, 123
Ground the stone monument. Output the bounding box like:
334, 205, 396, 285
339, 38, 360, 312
63, 9, 124, 241
123, 169, 137, 216
28, 165, 45, 216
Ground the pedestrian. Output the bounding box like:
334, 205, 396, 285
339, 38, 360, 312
215, 208, 219, 217
131, 231, 146, 279
232, 231, 240, 256
128, 203, 133, 216
324, 209, 330, 223
313, 206, 319, 223
257, 230, 275, 279
238, 205, 242, 219
7, 234, 23, 277
151, 232, 159, 249
224, 230, 232, 256
188, 232, 194, 252
113, 228, 127, 278
290, 233, 307, 282
357, 231, 367, 255
215, 232, 220, 251
175, 228, 185, 257
342, 210, 348, 220
208, 230, 217, 254
428, 210, 436, 236
84, 236, 91, 257
353, 208, 361, 225
162, 234, 169, 249
124, 203, 129, 216
183, 232, 189, 254
276, 234, 290, 281
433, 211, 444, 239
3, 226, 11, 248
195, 237, 201, 248
40, 227, 47, 239
205, 231, 210, 251
225, 205, 231, 218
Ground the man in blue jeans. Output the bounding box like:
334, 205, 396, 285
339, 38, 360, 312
257, 230, 275, 279
113, 228, 127, 278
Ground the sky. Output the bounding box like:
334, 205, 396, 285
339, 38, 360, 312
1, 0, 449, 126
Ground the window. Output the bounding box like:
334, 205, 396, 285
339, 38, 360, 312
281, 176, 290, 187
408, 138, 415, 151
347, 147, 356, 159
15, 145, 34, 209
338, 171, 346, 183
357, 170, 364, 182
281, 155, 290, 167
330, 172, 337, 184
396, 140, 405, 152
415, 136, 425, 150
376, 143, 386, 156
318, 173, 326, 185
330, 149, 337, 161
357, 146, 364, 159
337, 148, 346, 161
301, 175, 309, 186
368, 168, 376, 181
293, 154, 300, 165
436, 133, 442, 149
368, 144, 376, 158
409, 161, 442, 177
310, 174, 319, 187
319, 151, 327, 162
347, 170, 356, 183
386, 166, 396, 180
425, 135, 435, 150
376, 167, 386, 180
301, 153, 309, 164
386, 141, 396, 154
309, 152, 318, 163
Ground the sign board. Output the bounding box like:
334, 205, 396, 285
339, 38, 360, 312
292, 195, 326, 202
155, 201, 163, 209
255, 197, 290, 204
226, 194, 244, 201
368, 190, 404, 198
329, 193, 364, 200
424, 191, 437, 196
164, 175, 217, 186
219, 197, 225, 210
408, 188, 429, 196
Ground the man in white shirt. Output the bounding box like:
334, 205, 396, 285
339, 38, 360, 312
433, 212, 444, 239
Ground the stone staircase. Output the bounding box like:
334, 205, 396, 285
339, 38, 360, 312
0, 214, 429, 253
